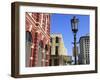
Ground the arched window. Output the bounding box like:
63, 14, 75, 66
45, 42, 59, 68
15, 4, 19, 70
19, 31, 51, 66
26, 31, 33, 67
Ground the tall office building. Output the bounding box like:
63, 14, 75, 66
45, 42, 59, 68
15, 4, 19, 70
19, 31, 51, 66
26, 12, 50, 67
78, 35, 90, 64
50, 34, 68, 66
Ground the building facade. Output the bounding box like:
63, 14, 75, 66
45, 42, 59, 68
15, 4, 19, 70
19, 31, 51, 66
26, 12, 50, 67
50, 34, 68, 66
78, 35, 90, 64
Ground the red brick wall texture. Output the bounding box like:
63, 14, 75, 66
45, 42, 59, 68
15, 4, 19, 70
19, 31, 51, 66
26, 12, 50, 67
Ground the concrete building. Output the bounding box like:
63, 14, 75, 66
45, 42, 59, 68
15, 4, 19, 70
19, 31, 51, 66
78, 35, 90, 64
49, 34, 68, 66
25, 12, 50, 67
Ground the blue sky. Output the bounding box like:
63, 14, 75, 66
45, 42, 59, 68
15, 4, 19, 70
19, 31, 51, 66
50, 13, 89, 56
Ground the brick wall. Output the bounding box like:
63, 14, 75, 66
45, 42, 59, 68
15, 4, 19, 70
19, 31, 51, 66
26, 12, 50, 67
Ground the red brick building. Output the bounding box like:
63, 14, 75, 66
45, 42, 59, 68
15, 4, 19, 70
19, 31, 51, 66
25, 12, 50, 67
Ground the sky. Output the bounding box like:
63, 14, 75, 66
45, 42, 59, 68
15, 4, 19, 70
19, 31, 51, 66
50, 13, 89, 56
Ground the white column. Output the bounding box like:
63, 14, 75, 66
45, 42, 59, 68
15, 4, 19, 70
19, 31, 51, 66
40, 14, 43, 27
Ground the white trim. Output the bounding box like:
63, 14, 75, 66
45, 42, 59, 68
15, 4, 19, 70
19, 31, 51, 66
40, 14, 43, 27
19, 5, 95, 75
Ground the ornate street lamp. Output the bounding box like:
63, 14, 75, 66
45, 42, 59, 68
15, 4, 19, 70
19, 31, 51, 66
71, 16, 79, 65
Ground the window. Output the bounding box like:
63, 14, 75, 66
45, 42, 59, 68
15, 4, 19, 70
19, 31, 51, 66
26, 31, 33, 67
37, 40, 43, 66
26, 31, 32, 43
55, 46, 59, 55
45, 45, 48, 51
54, 58, 59, 66
50, 38, 52, 43
56, 37, 59, 43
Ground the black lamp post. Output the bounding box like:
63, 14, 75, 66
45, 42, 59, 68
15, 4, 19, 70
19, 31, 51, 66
71, 16, 79, 65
